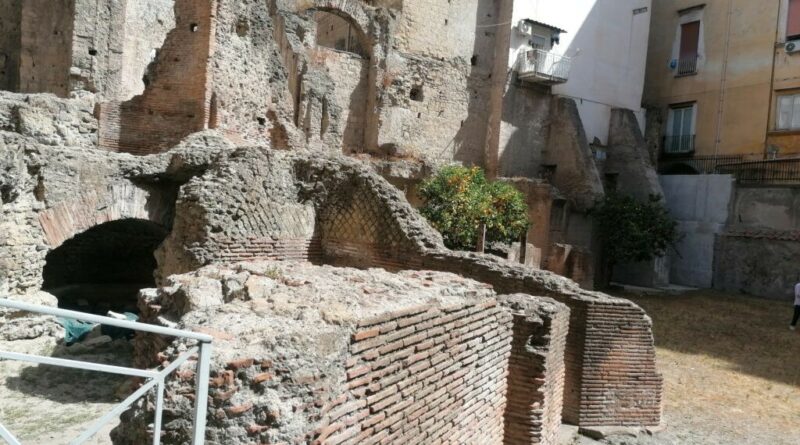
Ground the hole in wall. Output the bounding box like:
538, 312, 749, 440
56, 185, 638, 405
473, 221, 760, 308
88, 49, 98, 56
42, 219, 168, 315
257, 116, 266, 126
236, 18, 250, 37
470, 55, 478, 66
410, 86, 424, 102
190, 23, 199, 32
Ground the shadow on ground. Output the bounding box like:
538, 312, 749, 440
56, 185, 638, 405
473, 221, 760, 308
619, 289, 800, 387
4, 340, 133, 404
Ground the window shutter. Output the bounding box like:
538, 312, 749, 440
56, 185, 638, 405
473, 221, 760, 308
679, 21, 700, 60
789, 0, 800, 39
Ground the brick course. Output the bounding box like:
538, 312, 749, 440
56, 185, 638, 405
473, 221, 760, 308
499, 295, 569, 445
315, 300, 513, 445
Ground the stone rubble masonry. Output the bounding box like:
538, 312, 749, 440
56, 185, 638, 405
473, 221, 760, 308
499, 294, 569, 445
114, 262, 514, 444
0, 89, 662, 431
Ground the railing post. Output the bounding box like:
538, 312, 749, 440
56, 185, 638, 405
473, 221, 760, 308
192, 341, 213, 445
153, 380, 165, 445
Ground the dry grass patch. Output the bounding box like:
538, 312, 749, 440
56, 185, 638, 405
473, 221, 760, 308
620, 290, 800, 444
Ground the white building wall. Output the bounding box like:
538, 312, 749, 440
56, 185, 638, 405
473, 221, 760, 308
513, 0, 652, 144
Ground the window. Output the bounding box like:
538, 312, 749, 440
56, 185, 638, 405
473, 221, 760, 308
665, 104, 696, 154
789, 0, 800, 40
530, 35, 547, 50
777, 94, 800, 130
677, 21, 700, 75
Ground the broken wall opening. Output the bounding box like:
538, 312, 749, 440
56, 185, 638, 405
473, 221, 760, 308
42, 219, 168, 315
310, 9, 370, 153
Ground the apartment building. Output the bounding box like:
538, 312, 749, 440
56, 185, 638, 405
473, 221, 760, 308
645, 0, 800, 168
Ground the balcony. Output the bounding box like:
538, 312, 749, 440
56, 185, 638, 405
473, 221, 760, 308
663, 135, 696, 155
675, 56, 698, 76
516, 49, 571, 85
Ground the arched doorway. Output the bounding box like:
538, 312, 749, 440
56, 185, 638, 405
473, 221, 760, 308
310, 9, 371, 154
42, 218, 168, 314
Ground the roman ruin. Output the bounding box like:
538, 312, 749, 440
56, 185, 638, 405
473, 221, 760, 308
0, 1, 663, 444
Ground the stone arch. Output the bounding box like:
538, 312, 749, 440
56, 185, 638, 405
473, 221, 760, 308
42, 217, 168, 314
37, 183, 174, 249
295, 1, 384, 154
300, 1, 374, 41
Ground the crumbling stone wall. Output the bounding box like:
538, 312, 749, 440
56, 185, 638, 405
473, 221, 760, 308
1, 88, 663, 431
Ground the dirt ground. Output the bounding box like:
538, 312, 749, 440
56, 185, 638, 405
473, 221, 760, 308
0, 335, 131, 444
584, 289, 800, 445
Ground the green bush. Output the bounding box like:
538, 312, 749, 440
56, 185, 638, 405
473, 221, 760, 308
419, 166, 529, 250
593, 193, 678, 284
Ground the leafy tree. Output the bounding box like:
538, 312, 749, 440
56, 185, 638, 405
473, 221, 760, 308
419, 166, 529, 250
593, 193, 678, 286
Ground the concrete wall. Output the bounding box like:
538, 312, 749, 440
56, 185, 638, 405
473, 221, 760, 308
712, 184, 800, 298
731, 186, 800, 230
660, 174, 734, 288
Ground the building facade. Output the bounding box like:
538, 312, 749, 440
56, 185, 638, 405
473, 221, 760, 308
646, 0, 800, 164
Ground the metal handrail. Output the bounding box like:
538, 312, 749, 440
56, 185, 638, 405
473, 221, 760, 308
676, 56, 698, 76
516, 48, 571, 83
0, 298, 213, 445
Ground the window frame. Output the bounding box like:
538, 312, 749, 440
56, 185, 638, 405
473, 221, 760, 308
775, 92, 800, 131
664, 103, 697, 154
788, 0, 800, 40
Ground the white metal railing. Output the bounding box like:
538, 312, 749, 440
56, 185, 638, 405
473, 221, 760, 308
676, 56, 698, 76
516, 48, 571, 84
0, 298, 213, 445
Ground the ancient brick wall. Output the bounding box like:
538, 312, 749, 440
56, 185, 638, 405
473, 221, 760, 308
117, 262, 512, 444
98, 0, 215, 155
314, 299, 512, 445
500, 295, 569, 445
293, 153, 662, 428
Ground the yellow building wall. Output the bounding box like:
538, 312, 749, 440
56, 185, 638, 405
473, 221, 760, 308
644, 0, 778, 159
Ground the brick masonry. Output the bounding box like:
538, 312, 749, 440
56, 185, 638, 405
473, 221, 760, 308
499, 295, 570, 445
315, 300, 512, 445
98, 0, 216, 155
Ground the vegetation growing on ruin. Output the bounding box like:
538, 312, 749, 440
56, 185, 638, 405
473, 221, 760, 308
593, 193, 678, 285
419, 166, 529, 250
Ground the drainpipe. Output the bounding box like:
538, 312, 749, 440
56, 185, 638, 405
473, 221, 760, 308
713, 0, 734, 157
765, 0, 783, 159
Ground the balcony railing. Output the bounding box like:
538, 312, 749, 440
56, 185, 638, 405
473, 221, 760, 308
676, 56, 698, 76
716, 158, 800, 184
517, 49, 571, 85
663, 135, 696, 154
658, 154, 744, 174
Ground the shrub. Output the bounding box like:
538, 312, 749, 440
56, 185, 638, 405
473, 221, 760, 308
593, 193, 678, 285
419, 166, 529, 250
